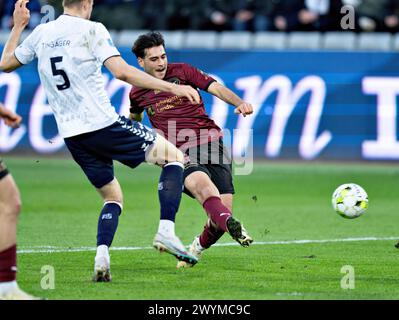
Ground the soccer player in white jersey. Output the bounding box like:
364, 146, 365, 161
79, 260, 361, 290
0, 0, 201, 285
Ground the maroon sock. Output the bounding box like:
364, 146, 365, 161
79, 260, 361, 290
199, 220, 225, 249
202, 196, 232, 232
0, 245, 17, 282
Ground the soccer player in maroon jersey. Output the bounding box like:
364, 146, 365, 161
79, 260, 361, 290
0, 103, 37, 299
129, 32, 254, 268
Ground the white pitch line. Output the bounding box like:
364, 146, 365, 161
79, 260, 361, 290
17, 236, 399, 254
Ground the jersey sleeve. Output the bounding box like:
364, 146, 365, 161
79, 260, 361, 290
129, 90, 145, 114
91, 23, 120, 64
182, 64, 216, 91
14, 27, 41, 65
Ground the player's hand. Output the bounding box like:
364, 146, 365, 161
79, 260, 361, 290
13, 0, 30, 29
0, 105, 22, 128
172, 84, 200, 104
234, 102, 253, 117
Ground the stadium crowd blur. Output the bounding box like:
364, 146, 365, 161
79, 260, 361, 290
1, 0, 399, 32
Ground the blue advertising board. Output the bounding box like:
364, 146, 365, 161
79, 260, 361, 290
1, 47, 399, 160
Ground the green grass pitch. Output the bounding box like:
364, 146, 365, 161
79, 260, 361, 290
5, 157, 399, 300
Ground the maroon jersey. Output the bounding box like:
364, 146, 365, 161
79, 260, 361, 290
129, 63, 222, 149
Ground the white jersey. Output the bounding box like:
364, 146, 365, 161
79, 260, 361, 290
14, 15, 120, 138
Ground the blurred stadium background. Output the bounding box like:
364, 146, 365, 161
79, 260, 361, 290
1, 0, 399, 161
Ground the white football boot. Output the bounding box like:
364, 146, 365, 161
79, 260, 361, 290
93, 245, 111, 282
153, 233, 198, 266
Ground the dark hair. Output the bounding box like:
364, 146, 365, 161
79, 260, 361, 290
132, 32, 165, 59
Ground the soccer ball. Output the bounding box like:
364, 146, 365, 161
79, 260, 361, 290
331, 183, 368, 219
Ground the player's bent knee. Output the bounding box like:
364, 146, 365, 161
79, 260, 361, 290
97, 179, 123, 205
0, 196, 22, 220
185, 172, 203, 190
0, 199, 21, 221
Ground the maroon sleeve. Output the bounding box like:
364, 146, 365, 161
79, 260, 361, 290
182, 64, 216, 92
129, 89, 145, 114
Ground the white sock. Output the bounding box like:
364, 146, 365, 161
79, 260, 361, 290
96, 245, 109, 259
158, 219, 175, 237
0, 280, 18, 294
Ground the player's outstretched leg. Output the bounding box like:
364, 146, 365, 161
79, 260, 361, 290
93, 179, 123, 282
146, 135, 198, 265
0, 172, 38, 300
185, 171, 253, 247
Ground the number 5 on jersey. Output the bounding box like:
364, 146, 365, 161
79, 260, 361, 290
50, 56, 71, 91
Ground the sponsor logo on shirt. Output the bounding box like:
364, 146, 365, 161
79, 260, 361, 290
159, 104, 176, 113
154, 95, 184, 113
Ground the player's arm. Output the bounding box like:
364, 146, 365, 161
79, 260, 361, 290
0, 103, 22, 128
104, 56, 200, 104
207, 81, 253, 117
0, 0, 30, 73
129, 112, 144, 122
